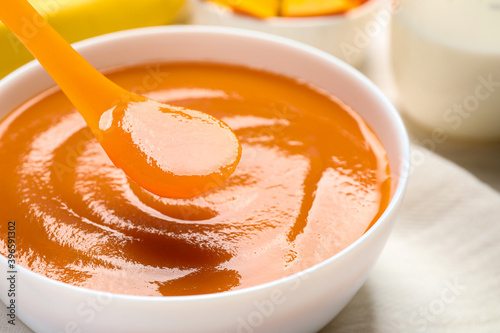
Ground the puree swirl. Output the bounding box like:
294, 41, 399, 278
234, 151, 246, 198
0, 63, 390, 296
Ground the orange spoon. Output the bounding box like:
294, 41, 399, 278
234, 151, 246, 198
0, 0, 241, 198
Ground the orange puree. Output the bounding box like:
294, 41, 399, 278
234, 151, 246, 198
0, 63, 390, 296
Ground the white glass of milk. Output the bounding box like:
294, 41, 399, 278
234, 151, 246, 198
391, 0, 500, 141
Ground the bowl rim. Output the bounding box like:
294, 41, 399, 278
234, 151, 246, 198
0, 25, 410, 302
194, 0, 382, 25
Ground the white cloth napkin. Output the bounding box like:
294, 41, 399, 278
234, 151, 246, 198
2, 145, 499, 332
322, 145, 500, 333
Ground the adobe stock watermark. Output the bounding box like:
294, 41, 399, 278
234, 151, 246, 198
6, 220, 17, 326
377, 277, 468, 332
442, 74, 500, 131
231, 270, 312, 333
183, 102, 298, 205
51, 64, 170, 182
211, 0, 244, 18
58, 291, 113, 333
233, 289, 287, 333
239, 103, 299, 162
7, 0, 73, 54
340, 0, 415, 63
230, 243, 332, 333
407, 277, 467, 332
399, 73, 499, 178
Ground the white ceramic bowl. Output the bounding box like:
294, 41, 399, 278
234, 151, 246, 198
0, 26, 409, 333
391, 0, 500, 141
190, 0, 382, 68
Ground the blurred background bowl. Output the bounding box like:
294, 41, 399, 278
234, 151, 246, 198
190, 0, 382, 68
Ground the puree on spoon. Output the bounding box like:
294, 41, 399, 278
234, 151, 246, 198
0, 63, 390, 296
0, 0, 241, 199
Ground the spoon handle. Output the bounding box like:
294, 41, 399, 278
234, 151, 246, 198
0, 0, 126, 126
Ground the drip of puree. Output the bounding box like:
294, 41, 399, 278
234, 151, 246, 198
0, 63, 390, 296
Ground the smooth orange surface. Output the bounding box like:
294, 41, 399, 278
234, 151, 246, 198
0, 63, 390, 296
0, 0, 241, 199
